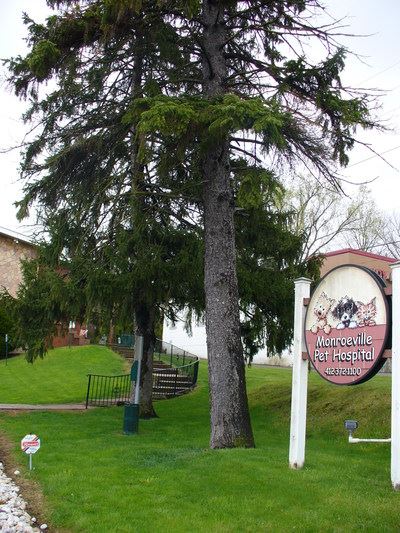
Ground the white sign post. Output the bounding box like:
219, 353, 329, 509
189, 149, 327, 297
289, 277, 311, 469
21, 434, 41, 471
390, 261, 400, 490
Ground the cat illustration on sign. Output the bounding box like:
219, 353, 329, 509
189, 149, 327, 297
356, 297, 377, 327
310, 292, 335, 334
331, 296, 358, 329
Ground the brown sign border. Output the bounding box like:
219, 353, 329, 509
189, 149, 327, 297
305, 264, 390, 386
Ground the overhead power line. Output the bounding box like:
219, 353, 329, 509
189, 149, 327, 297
347, 144, 400, 168
360, 58, 400, 85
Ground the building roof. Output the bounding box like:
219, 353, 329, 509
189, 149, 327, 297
323, 248, 397, 263
0, 226, 35, 247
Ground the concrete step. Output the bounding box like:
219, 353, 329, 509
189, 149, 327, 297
106, 343, 197, 400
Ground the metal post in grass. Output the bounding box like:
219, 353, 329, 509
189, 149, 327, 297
85, 374, 92, 409
289, 277, 311, 470
123, 334, 143, 435
5, 333, 8, 366
390, 262, 400, 490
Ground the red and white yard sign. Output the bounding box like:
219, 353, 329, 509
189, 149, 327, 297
21, 434, 41, 455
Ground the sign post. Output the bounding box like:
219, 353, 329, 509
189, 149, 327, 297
390, 261, 400, 490
290, 264, 392, 480
289, 277, 311, 469
21, 434, 41, 470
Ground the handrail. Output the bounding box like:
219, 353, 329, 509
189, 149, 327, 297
85, 372, 128, 378
106, 337, 200, 370
85, 373, 131, 408
86, 339, 199, 407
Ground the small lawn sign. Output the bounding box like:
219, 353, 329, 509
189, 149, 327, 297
21, 434, 41, 470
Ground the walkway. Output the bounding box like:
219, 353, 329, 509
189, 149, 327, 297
0, 403, 86, 411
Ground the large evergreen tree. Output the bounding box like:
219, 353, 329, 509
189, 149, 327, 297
7, 0, 376, 447
6, 0, 203, 417
133, 1, 376, 447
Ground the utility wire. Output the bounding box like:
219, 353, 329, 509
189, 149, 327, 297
360, 58, 400, 85
347, 144, 400, 168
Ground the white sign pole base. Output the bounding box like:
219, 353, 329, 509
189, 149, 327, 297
289, 278, 311, 470
390, 262, 400, 490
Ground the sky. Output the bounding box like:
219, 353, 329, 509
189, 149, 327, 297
0, 0, 399, 237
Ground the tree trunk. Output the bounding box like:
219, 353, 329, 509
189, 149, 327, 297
201, 1, 255, 448
128, 31, 157, 419
135, 302, 158, 418
107, 319, 114, 345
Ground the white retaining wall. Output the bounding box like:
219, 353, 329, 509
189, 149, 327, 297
163, 316, 293, 366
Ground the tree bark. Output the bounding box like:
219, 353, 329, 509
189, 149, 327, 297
107, 319, 115, 345
135, 302, 158, 418
201, 1, 255, 448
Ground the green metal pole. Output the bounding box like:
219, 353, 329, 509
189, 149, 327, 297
123, 335, 143, 435
134, 335, 143, 404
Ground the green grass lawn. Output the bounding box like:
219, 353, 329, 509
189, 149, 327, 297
0, 345, 126, 404
0, 347, 398, 532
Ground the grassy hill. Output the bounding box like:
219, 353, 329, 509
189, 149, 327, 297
0, 346, 397, 532
0, 345, 126, 404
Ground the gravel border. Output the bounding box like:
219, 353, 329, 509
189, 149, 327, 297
0, 461, 47, 532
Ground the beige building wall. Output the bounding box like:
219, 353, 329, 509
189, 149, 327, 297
0, 232, 36, 297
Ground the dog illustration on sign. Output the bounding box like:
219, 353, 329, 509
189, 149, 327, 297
331, 296, 358, 330
310, 292, 335, 334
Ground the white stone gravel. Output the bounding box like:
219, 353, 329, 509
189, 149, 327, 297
0, 461, 42, 532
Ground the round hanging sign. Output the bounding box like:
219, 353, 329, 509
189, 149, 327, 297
305, 265, 390, 385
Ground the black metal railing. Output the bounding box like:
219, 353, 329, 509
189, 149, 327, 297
154, 339, 198, 373
85, 373, 131, 408
152, 339, 199, 398
85, 338, 199, 407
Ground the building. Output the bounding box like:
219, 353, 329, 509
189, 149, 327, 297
0, 226, 89, 349
163, 248, 398, 366
164, 318, 207, 360
0, 226, 37, 297
163, 316, 268, 363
